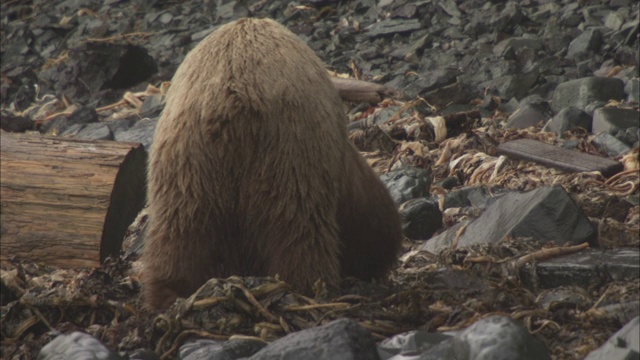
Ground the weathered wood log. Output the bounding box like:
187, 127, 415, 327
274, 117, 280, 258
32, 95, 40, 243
1, 133, 147, 268
497, 138, 623, 177
330, 77, 404, 103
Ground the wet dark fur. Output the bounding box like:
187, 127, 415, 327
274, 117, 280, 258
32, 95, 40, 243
143, 18, 402, 310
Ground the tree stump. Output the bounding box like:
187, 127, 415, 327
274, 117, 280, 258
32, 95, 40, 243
1, 133, 147, 268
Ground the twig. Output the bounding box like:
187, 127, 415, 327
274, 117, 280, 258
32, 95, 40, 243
512, 242, 589, 271
85, 31, 159, 43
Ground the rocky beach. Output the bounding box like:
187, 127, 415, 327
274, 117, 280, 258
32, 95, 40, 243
1, 0, 639, 359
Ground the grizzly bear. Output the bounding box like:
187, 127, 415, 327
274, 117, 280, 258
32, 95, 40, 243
142, 18, 402, 310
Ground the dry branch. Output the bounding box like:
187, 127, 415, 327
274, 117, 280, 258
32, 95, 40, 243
330, 77, 403, 104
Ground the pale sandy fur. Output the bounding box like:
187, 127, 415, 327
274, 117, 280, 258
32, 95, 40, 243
143, 18, 402, 310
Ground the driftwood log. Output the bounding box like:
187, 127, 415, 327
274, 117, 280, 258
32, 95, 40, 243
330, 77, 403, 103
0, 133, 147, 268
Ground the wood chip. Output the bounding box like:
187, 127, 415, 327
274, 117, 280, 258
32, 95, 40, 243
497, 138, 623, 177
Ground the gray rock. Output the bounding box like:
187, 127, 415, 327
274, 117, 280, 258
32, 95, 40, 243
598, 301, 640, 325
493, 37, 544, 58
139, 94, 165, 118
535, 287, 591, 311
380, 167, 432, 204
399, 197, 442, 240
551, 77, 625, 112
181, 338, 266, 360
391, 34, 432, 62
366, 19, 422, 38
248, 319, 378, 360
73, 122, 114, 141
443, 185, 498, 210
504, 103, 552, 129
40, 105, 99, 135
561, 139, 581, 149
364, 106, 408, 127
378, 331, 454, 360
522, 248, 640, 290
37, 42, 157, 105
106, 119, 134, 134
544, 106, 592, 134
452, 316, 551, 360
592, 133, 632, 157
584, 317, 640, 360
422, 187, 596, 254
592, 107, 640, 135
60, 123, 84, 137
378, 316, 551, 360
604, 10, 626, 31
481, 72, 539, 100
113, 117, 157, 150
436, 176, 460, 190
38, 332, 121, 360
566, 28, 603, 60
615, 126, 640, 148
68, 106, 99, 124
625, 78, 639, 103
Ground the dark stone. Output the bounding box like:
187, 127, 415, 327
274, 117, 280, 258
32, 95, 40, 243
592, 133, 631, 157
452, 316, 551, 360
102, 45, 158, 90
493, 37, 544, 58
106, 119, 134, 134
248, 319, 379, 360
504, 103, 552, 129
366, 19, 422, 38
592, 107, 640, 135
73, 122, 114, 141
567, 28, 604, 60
522, 248, 640, 290
614, 127, 639, 148
181, 338, 266, 360
551, 77, 625, 112
420, 82, 476, 109
626, 78, 639, 103
39, 106, 98, 135
544, 106, 592, 134
481, 72, 539, 100
535, 287, 591, 311
437, 176, 460, 190
68, 106, 98, 125
40, 115, 71, 136
38, 42, 157, 104
490, 2, 527, 33
38, 332, 120, 360
560, 140, 581, 149
59, 123, 84, 137
422, 187, 596, 254
390, 34, 432, 62
399, 197, 443, 240
113, 118, 157, 150
443, 185, 497, 210
585, 317, 640, 360
380, 167, 432, 204
0, 111, 33, 132
391, 3, 418, 19
380, 316, 551, 360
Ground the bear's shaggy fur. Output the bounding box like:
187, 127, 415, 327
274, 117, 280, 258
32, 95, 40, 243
143, 18, 402, 310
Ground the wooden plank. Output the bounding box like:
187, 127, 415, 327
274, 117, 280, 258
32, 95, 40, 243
497, 138, 623, 177
1, 133, 147, 268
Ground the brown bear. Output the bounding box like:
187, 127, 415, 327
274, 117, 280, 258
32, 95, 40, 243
142, 18, 402, 310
